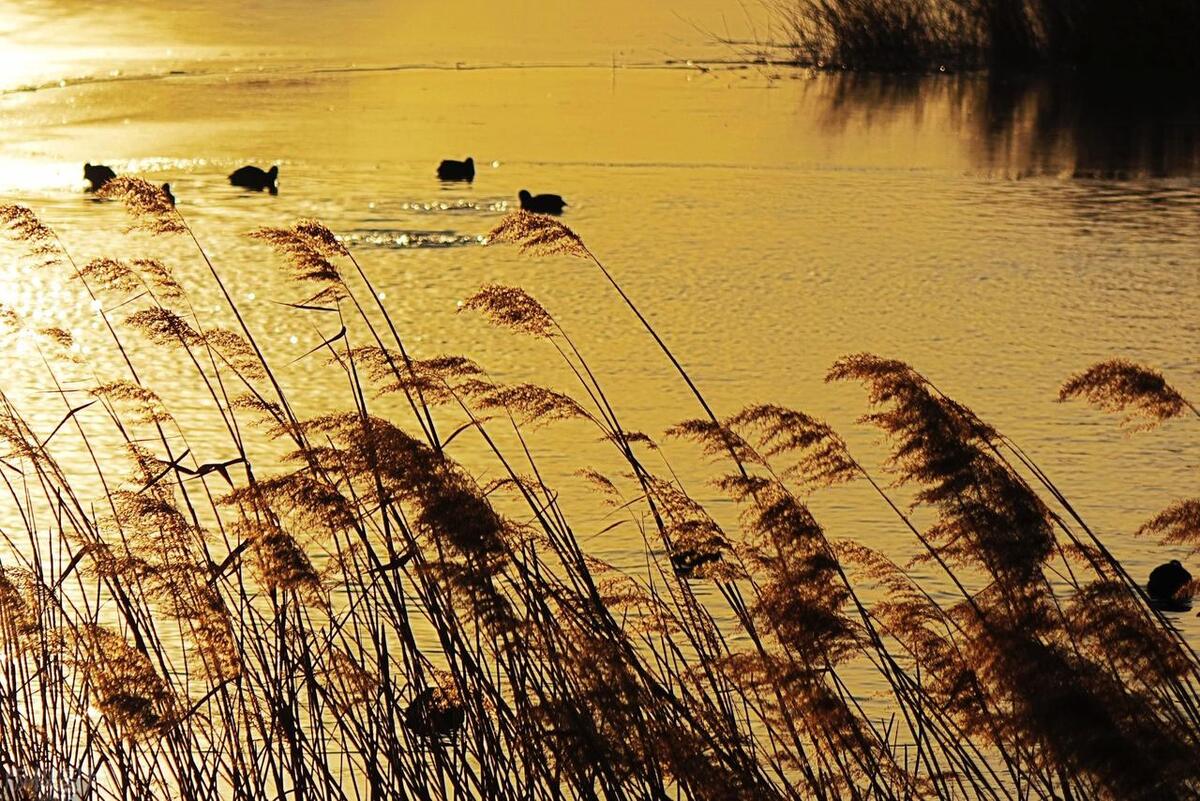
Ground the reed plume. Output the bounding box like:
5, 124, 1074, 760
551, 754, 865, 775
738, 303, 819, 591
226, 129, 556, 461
1060, 358, 1196, 428
1139, 499, 1200, 553
486, 210, 587, 258
461, 283, 557, 338
98, 177, 185, 235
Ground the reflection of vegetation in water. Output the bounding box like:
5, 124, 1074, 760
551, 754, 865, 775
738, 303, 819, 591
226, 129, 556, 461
814, 71, 1200, 178
772, 0, 1200, 71
1, 187, 1199, 799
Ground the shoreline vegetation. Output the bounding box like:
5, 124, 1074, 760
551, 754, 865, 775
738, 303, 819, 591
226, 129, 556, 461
0, 181, 1198, 799
752, 0, 1200, 72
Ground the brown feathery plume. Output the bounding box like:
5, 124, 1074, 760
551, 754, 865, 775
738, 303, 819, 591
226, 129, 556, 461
67, 625, 178, 737
231, 393, 286, 430
250, 219, 346, 285
1138, 499, 1200, 552
241, 518, 325, 606
222, 471, 359, 533
351, 347, 483, 403
74, 257, 142, 296
292, 219, 349, 256
98, 177, 185, 235
0, 304, 23, 332
961, 604, 1200, 801
0, 204, 62, 268
109, 488, 207, 561
0, 204, 56, 244
83, 540, 153, 584
469, 382, 590, 428
575, 468, 624, 506
829, 352, 1054, 588
202, 328, 266, 379
1068, 581, 1193, 688
614, 430, 658, 449
726, 476, 859, 660
1060, 359, 1193, 429
486, 210, 587, 258
481, 474, 544, 498
132, 547, 241, 682
412, 471, 512, 562
124, 307, 202, 347
91, 380, 173, 425
666, 418, 766, 468
729, 404, 858, 486
0, 410, 54, 466
37, 327, 80, 362
647, 477, 741, 580
325, 648, 377, 712
838, 541, 993, 732
460, 284, 557, 338
0, 566, 40, 645
421, 556, 517, 635
278, 412, 513, 561
132, 258, 185, 301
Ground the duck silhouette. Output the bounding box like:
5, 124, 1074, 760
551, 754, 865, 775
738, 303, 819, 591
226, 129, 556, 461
403, 688, 464, 742
670, 548, 722, 578
161, 183, 175, 206
518, 189, 567, 215
437, 157, 475, 181
228, 164, 278, 194
83, 163, 116, 192
1148, 560, 1193, 609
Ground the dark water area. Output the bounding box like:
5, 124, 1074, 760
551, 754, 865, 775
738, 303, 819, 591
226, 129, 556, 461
816, 71, 1200, 179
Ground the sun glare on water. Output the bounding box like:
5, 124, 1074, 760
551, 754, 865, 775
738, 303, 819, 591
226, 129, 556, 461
0, 156, 81, 193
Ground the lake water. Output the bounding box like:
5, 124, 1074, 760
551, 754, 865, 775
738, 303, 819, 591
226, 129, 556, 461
2, 1, 1199, 658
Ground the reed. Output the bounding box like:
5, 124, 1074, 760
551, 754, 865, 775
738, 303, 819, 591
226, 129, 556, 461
0, 186, 1196, 799
771, 0, 1200, 71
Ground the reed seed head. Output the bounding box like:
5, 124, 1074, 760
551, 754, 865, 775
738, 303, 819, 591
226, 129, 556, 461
98, 177, 186, 234
461, 284, 557, 338
1060, 358, 1189, 429
486, 210, 587, 258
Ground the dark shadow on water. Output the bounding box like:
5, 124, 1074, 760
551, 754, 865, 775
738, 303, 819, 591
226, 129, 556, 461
814, 72, 1200, 180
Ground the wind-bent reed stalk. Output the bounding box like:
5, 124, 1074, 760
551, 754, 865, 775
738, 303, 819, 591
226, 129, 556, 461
0, 198, 1196, 801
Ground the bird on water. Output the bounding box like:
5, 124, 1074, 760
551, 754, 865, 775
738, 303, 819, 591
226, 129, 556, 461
229, 164, 279, 194
518, 189, 567, 215
1148, 560, 1193, 609
403, 687, 464, 742
84, 163, 116, 192
161, 183, 175, 206
437, 157, 475, 181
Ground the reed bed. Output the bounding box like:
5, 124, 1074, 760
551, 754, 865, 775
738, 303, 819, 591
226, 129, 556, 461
771, 0, 1200, 71
0, 181, 1198, 800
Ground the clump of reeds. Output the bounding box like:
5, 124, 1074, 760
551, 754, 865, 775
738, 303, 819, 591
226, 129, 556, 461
0, 195, 1197, 801
772, 0, 1200, 71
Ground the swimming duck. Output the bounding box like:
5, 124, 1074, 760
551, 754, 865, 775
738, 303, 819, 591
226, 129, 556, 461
437, 157, 475, 181
518, 189, 567, 215
1148, 560, 1192, 608
84, 163, 116, 192
228, 164, 278, 194
161, 183, 175, 206
403, 687, 465, 742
